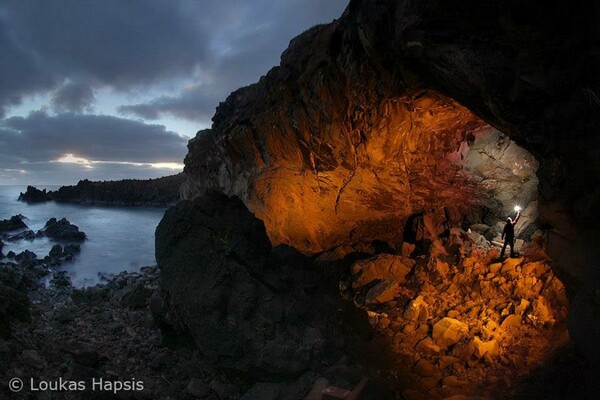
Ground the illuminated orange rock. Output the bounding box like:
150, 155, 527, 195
432, 318, 468, 347
182, 21, 539, 254
351, 254, 414, 289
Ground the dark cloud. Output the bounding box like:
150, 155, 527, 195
118, 85, 221, 122
0, 0, 210, 115
51, 82, 95, 113
0, 0, 349, 183
1, 111, 187, 164
1, 0, 348, 120
117, 0, 348, 122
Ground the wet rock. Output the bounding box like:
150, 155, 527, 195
39, 218, 86, 241
351, 254, 414, 289
0, 215, 27, 232
49, 244, 63, 258
18, 186, 52, 202
50, 272, 72, 289
6, 230, 36, 241
432, 318, 468, 347
14, 250, 41, 269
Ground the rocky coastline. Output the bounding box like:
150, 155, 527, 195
0, 193, 597, 399
18, 173, 184, 208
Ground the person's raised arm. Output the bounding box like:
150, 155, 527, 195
513, 211, 521, 225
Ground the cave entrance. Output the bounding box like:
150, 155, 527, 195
328, 104, 571, 399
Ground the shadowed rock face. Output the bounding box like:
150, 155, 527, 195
179, 0, 600, 360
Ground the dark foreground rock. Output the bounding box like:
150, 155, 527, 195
0, 283, 30, 339
39, 218, 86, 242
156, 192, 375, 383
0, 215, 27, 233
18, 186, 52, 203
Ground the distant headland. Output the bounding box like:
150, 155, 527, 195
18, 173, 184, 207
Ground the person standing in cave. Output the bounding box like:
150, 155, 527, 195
501, 209, 521, 258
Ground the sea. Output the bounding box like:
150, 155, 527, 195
0, 185, 166, 287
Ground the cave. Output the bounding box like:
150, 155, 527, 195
156, 1, 600, 399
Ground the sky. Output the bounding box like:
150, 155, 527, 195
0, 0, 348, 185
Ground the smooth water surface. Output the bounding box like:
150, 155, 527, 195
0, 185, 165, 287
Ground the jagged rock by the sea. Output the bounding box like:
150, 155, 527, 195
18, 186, 52, 203
0, 215, 27, 233
39, 218, 86, 242
5, 229, 36, 242
51, 174, 185, 207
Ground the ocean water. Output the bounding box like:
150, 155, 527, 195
0, 185, 166, 287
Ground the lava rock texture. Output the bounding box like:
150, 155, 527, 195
179, 0, 600, 361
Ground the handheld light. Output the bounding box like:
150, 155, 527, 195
514, 205, 522, 212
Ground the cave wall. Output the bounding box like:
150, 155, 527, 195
182, 23, 538, 254
180, 0, 600, 358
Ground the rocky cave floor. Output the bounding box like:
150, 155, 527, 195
341, 231, 570, 400
0, 226, 598, 399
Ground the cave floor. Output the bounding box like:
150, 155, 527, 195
343, 235, 570, 400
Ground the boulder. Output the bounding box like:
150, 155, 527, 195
501, 257, 524, 274
351, 254, 414, 289
471, 337, 501, 359
404, 295, 429, 322
0, 215, 27, 232
156, 192, 328, 379
432, 318, 468, 347
39, 218, 86, 242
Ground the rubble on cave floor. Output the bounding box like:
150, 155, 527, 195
340, 228, 569, 400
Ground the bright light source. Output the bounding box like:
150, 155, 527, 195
514, 205, 522, 212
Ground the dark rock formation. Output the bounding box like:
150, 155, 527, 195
0, 215, 27, 233
0, 284, 30, 339
51, 173, 185, 207
18, 186, 51, 203
156, 192, 373, 380
178, 0, 600, 362
39, 218, 86, 242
